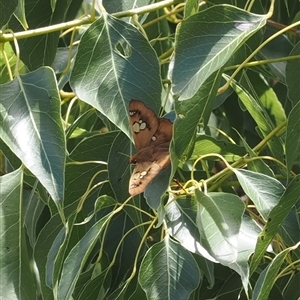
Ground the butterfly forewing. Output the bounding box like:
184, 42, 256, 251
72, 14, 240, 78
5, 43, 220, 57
129, 100, 159, 151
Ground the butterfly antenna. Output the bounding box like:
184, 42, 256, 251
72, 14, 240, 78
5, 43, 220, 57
118, 151, 131, 158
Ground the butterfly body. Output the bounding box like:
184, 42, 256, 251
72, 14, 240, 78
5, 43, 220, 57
129, 100, 173, 196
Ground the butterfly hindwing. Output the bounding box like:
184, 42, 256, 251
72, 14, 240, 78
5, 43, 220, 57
129, 161, 161, 196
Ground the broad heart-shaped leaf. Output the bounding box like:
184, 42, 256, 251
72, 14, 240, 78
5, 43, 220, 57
0, 168, 36, 300
0, 67, 65, 202
234, 169, 285, 221
171, 4, 267, 100
286, 101, 300, 176
195, 191, 244, 263
70, 13, 162, 139
139, 236, 200, 300
250, 175, 300, 274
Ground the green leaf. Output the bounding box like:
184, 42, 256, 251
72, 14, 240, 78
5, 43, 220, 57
234, 169, 285, 221
23, 188, 45, 247
252, 245, 299, 300
57, 215, 110, 300
108, 131, 131, 201
139, 236, 200, 300
226, 75, 285, 162
184, 0, 200, 18
0, 168, 36, 300
8, 0, 72, 70
191, 135, 245, 162
0, 0, 18, 27
13, 0, 28, 29
250, 175, 300, 274
0, 67, 65, 202
286, 101, 300, 175
70, 13, 161, 138
34, 214, 64, 298
165, 194, 260, 294
173, 69, 223, 160
172, 5, 267, 100
77, 271, 110, 300
64, 131, 117, 215
286, 41, 300, 106
236, 131, 274, 177
195, 191, 244, 263
241, 71, 286, 126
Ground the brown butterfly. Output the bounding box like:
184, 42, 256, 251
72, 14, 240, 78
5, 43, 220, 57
128, 100, 173, 196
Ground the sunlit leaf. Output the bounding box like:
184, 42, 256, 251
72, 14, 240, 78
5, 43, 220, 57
0, 67, 65, 202
70, 13, 161, 138
172, 5, 267, 100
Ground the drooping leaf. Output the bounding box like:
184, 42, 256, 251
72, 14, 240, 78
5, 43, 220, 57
286, 41, 300, 106
286, 101, 300, 176
195, 190, 244, 263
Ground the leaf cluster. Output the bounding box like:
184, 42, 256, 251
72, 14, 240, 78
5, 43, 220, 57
1, 1, 300, 300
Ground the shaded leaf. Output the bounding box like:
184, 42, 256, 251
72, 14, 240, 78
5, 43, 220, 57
0, 168, 36, 300
173, 69, 223, 160
250, 175, 300, 274
226, 76, 285, 162
252, 245, 299, 300
286, 41, 300, 106
139, 236, 200, 300
57, 215, 110, 300
0, 0, 18, 27
286, 101, 300, 175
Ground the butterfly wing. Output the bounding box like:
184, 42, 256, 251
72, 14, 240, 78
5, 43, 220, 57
129, 161, 162, 196
128, 100, 173, 196
129, 100, 159, 151
130, 118, 173, 169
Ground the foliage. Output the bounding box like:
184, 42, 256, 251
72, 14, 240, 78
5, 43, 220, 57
1, 0, 300, 299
